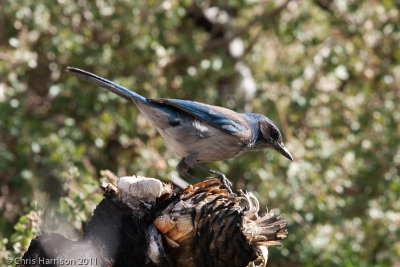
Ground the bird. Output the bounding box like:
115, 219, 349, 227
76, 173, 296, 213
66, 67, 293, 193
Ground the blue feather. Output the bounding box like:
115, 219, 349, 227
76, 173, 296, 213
155, 99, 248, 135
66, 67, 176, 116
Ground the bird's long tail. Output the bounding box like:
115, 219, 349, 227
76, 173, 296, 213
66, 67, 147, 104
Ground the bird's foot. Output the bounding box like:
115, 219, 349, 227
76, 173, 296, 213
178, 158, 234, 194
214, 173, 233, 195
191, 163, 234, 194
205, 174, 233, 194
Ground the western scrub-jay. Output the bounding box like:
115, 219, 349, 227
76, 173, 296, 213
66, 67, 293, 193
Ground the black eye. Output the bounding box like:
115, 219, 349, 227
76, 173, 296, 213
270, 129, 279, 140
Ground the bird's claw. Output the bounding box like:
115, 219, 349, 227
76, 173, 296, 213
183, 162, 234, 194
212, 173, 234, 195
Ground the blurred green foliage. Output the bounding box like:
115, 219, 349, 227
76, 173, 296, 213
1, 0, 400, 266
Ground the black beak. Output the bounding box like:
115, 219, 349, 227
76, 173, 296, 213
274, 143, 293, 161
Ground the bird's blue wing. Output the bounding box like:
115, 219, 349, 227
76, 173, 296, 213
149, 99, 249, 135
67, 67, 249, 135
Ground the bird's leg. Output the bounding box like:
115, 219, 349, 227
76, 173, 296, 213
176, 158, 200, 183
177, 154, 233, 194
192, 164, 233, 194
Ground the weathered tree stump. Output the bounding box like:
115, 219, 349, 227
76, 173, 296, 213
19, 176, 287, 267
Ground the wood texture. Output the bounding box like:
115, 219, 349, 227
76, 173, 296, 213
20, 177, 287, 267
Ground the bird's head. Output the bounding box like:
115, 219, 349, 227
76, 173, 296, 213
244, 114, 293, 161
